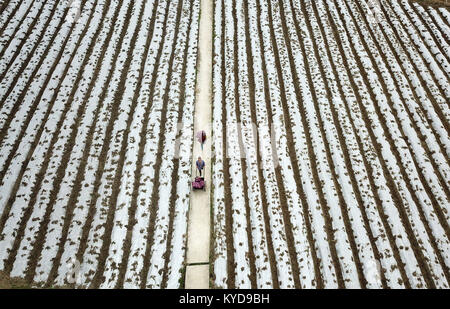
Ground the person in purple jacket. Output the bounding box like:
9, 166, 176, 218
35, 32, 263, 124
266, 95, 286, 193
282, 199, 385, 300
196, 156, 205, 177
197, 130, 207, 150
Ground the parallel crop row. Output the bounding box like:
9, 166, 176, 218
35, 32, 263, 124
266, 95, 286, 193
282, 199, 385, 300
0, 0, 200, 288
211, 0, 450, 288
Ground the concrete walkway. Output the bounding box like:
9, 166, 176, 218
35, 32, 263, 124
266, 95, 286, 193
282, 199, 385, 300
185, 0, 212, 289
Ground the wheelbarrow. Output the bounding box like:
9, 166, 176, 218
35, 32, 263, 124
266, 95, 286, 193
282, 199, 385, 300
192, 176, 206, 191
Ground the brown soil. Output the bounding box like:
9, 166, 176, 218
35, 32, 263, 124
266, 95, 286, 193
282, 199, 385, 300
0, 0, 65, 114
70, 1, 135, 287
0, 0, 23, 38
160, 0, 195, 288
402, 1, 450, 88
22, 0, 109, 283
316, 1, 393, 288
114, 0, 162, 289
221, 0, 235, 289
0, 270, 32, 289
280, 0, 346, 288
411, 0, 450, 8
231, 0, 257, 289
2, 0, 449, 289
435, 7, 450, 28
0, 0, 40, 60
0, 270, 72, 289
352, 0, 449, 283
88, 0, 149, 289
250, 0, 289, 289
139, 0, 185, 289
383, 1, 450, 150
311, 0, 392, 288
326, 0, 411, 288
0, 0, 66, 174
401, 4, 450, 104
421, 3, 450, 44
44, 0, 128, 287
353, 0, 450, 283
382, 0, 450, 232
242, 0, 281, 289
391, 1, 450, 123
409, 1, 450, 68
291, 0, 369, 288
0, 0, 91, 275
338, 0, 436, 288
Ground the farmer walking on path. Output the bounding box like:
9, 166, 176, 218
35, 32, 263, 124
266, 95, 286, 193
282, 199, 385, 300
197, 130, 207, 150
196, 156, 205, 177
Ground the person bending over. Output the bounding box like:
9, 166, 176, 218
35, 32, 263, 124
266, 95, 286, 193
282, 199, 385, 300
196, 156, 205, 177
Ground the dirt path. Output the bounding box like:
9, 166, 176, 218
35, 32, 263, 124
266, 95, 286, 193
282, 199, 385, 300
185, 0, 212, 289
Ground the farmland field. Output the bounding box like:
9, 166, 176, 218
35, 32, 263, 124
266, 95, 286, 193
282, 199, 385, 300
0, 0, 449, 290
211, 0, 450, 288
0, 0, 200, 288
